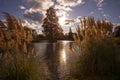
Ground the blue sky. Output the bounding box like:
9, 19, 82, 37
0, 0, 120, 33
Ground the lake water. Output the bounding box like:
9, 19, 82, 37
33, 40, 80, 80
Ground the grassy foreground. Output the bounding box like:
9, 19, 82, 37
0, 13, 48, 80
66, 17, 120, 80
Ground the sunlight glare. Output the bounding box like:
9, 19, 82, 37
61, 50, 66, 63
59, 15, 66, 26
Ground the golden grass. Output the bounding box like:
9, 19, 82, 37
75, 16, 113, 43
0, 13, 48, 80
0, 13, 33, 54
70, 16, 120, 80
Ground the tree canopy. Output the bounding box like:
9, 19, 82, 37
42, 7, 63, 41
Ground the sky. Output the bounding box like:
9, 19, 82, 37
0, 0, 120, 33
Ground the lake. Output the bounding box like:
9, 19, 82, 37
33, 40, 80, 80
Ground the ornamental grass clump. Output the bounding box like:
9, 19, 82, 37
71, 16, 120, 80
0, 13, 48, 80
0, 52, 48, 80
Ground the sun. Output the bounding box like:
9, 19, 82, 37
58, 15, 66, 26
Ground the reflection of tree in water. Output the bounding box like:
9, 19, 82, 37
43, 41, 76, 80
44, 42, 63, 80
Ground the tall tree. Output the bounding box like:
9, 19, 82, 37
42, 7, 63, 41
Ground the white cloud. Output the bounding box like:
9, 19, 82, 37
96, 0, 104, 7
95, 0, 111, 19
118, 16, 120, 18
55, 4, 72, 12
98, 7, 103, 11
65, 19, 75, 26
56, 0, 84, 7
95, 0, 104, 12
23, 0, 54, 23
28, 0, 54, 12
22, 20, 36, 29
19, 0, 86, 34
23, 0, 85, 29
23, 8, 43, 22
76, 16, 86, 22
25, 0, 85, 22
22, 20, 43, 34
90, 11, 94, 15
103, 14, 110, 18
19, 5, 26, 10
55, 0, 84, 27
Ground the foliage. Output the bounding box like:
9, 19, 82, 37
0, 13, 33, 54
0, 13, 48, 80
0, 52, 48, 80
42, 7, 63, 40
70, 16, 120, 80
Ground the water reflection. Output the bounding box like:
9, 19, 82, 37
61, 49, 66, 63
34, 41, 75, 80
45, 43, 59, 80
